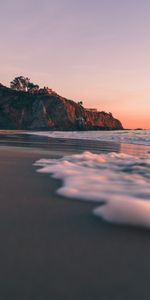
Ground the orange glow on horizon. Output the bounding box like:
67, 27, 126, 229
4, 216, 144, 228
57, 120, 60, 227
117, 116, 150, 130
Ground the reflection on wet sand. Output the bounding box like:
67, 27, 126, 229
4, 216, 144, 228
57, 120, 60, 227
0, 131, 150, 157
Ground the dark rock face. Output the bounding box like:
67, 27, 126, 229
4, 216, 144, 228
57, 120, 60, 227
0, 85, 123, 130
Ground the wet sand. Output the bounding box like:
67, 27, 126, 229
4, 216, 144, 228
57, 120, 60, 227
0, 134, 150, 299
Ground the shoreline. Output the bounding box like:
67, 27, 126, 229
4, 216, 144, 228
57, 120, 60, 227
0, 138, 150, 299
0, 131, 150, 156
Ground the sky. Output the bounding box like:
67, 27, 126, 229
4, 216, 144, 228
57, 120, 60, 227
0, 0, 150, 129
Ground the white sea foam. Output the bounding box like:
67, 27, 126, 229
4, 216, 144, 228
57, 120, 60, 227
28, 130, 150, 146
34, 151, 150, 229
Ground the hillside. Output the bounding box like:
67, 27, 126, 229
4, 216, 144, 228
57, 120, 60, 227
0, 84, 123, 130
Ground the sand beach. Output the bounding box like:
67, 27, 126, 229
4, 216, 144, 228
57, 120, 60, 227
0, 133, 150, 300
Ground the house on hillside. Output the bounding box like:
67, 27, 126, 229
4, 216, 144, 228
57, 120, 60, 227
85, 108, 98, 112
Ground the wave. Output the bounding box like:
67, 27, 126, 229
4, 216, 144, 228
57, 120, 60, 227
34, 151, 150, 230
28, 130, 150, 146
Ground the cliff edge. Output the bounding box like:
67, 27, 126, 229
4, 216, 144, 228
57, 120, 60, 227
0, 85, 123, 130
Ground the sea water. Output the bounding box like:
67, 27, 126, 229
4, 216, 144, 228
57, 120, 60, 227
29, 129, 150, 146
31, 130, 150, 229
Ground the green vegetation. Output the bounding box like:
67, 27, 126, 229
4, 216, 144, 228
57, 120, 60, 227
77, 101, 83, 106
10, 76, 39, 93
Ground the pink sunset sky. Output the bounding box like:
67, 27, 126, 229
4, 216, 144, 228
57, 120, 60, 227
0, 0, 150, 129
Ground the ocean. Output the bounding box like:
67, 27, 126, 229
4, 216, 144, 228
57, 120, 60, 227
26, 129, 150, 230
29, 129, 150, 146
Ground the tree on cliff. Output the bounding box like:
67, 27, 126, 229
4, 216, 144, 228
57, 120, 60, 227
77, 101, 83, 106
10, 76, 30, 91
28, 82, 39, 93
10, 76, 39, 93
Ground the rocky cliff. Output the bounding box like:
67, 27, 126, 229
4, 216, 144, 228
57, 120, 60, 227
0, 85, 123, 130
